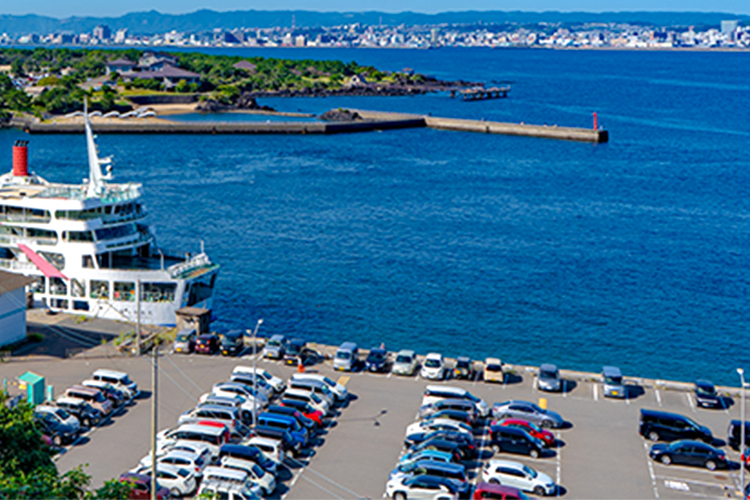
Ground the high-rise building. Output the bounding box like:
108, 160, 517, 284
114, 29, 128, 44
721, 20, 739, 41
93, 25, 111, 40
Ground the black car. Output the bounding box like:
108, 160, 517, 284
649, 440, 727, 470
221, 330, 244, 356
489, 426, 544, 458
695, 380, 723, 409
365, 347, 388, 372
55, 399, 102, 427
427, 409, 476, 427
453, 356, 475, 380
409, 437, 473, 461
283, 339, 316, 366
195, 334, 220, 354
407, 430, 477, 456
639, 409, 713, 443
728, 420, 750, 451
34, 413, 79, 445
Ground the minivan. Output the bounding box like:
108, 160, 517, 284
288, 379, 335, 407
219, 443, 278, 475
158, 423, 228, 459
489, 426, 544, 458
65, 385, 113, 416
639, 409, 713, 443
602, 366, 626, 399
422, 386, 489, 417
174, 328, 197, 354
257, 412, 309, 447
291, 373, 348, 402
334, 341, 359, 371
283, 388, 330, 415
92, 369, 139, 398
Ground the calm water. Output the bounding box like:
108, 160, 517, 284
3, 48, 750, 385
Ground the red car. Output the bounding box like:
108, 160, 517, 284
493, 418, 555, 447
195, 334, 219, 354
473, 482, 529, 500
119, 473, 170, 500
279, 399, 324, 426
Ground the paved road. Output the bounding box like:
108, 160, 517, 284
1, 353, 745, 499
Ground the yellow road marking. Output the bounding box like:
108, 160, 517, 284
337, 375, 350, 387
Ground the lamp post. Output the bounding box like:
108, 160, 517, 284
251, 318, 263, 426
739, 368, 746, 495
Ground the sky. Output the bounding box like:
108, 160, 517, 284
3, 1, 749, 18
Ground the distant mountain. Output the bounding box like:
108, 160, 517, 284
0, 10, 748, 37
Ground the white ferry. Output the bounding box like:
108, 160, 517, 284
0, 111, 219, 326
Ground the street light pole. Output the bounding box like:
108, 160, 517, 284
739, 368, 746, 494
251, 318, 263, 426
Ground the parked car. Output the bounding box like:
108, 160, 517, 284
178, 405, 247, 436
130, 464, 198, 497
386, 474, 459, 500
492, 401, 564, 429
257, 412, 310, 448
81, 379, 126, 408
291, 373, 348, 403
639, 409, 713, 443
65, 385, 113, 416
398, 449, 457, 468
195, 334, 220, 354
262, 334, 287, 360
92, 369, 139, 399
489, 426, 545, 458
157, 423, 228, 460
283, 339, 307, 365
233, 366, 286, 394
203, 467, 270, 496
493, 419, 555, 447
266, 405, 317, 432
174, 328, 197, 354
423, 386, 490, 418
279, 399, 324, 426
418, 399, 478, 422
287, 378, 336, 408
425, 409, 475, 427
198, 479, 262, 500
482, 459, 556, 496
472, 482, 529, 500
406, 429, 477, 450
406, 419, 474, 442
333, 341, 359, 371
33, 407, 80, 445
695, 380, 723, 409
421, 353, 447, 380
219, 443, 278, 476
389, 460, 469, 496
602, 366, 626, 399
366, 347, 388, 372
118, 473, 170, 500
484, 358, 505, 384
453, 356, 474, 380
55, 397, 102, 427
282, 388, 330, 416
219, 457, 276, 496
34, 405, 81, 432
392, 349, 419, 376
649, 440, 728, 470
408, 438, 475, 461
211, 382, 267, 410
728, 420, 750, 450
138, 449, 209, 478
536, 364, 561, 392
221, 330, 244, 356
249, 425, 300, 456
244, 436, 286, 465
230, 373, 275, 400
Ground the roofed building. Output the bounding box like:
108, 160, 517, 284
0, 270, 33, 348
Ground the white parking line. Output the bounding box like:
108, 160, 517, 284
593, 384, 598, 402
685, 392, 696, 413
386, 372, 392, 379
555, 430, 562, 495
655, 389, 663, 407
643, 441, 660, 498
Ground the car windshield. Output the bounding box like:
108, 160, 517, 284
697, 384, 716, 396
396, 355, 412, 363
288, 344, 302, 355
522, 464, 537, 478
176, 334, 191, 342
425, 359, 441, 368
486, 364, 502, 371
540, 369, 558, 379
336, 351, 351, 359
55, 408, 71, 419
322, 377, 335, 386
252, 464, 264, 476
368, 351, 385, 361
176, 468, 190, 478
457, 360, 470, 368
309, 393, 322, 404
94, 392, 106, 403
605, 375, 622, 385
268, 340, 281, 347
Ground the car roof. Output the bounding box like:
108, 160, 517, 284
539, 363, 558, 371
289, 339, 305, 346
198, 334, 216, 339
603, 366, 622, 376
94, 369, 128, 377
425, 352, 443, 359
487, 459, 527, 469
269, 334, 286, 341
485, 357, 502, 364
177, 423, 225, 435
397, 349, 415, 356
369, 347, 386, 353
56, 397, 85, 406
412, 460, 465, 472
205, 466, 248, 481
425, 385, 466, 395
338, 341, 357, 350
247, 436, 280, 447
696, 379, 714, 388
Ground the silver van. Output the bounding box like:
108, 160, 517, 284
333, 342, 359, 371
288, 379, 335, 407
602, 366, 626, 398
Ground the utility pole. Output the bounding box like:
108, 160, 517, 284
136, 279, 141, 356
150, 344, 158, 499
251, 318, 263, 426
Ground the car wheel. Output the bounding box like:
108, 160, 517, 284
660, 455, 671, 466
491, 444, 501, 454
534, 486, 546, 496
648, 431, 660, 442
170, 487, 181, 498
529, 448, 540, 459
705, 460, 717, 471
393, 492, 407, 500
489, 478, 500, 485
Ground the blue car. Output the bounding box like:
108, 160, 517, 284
258, 412, 309, 448
398, 449, 455, 468
366, 347, 388, 372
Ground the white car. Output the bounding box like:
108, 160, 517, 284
421, 353, 447, 380
421, 385, 490, 418
198, 393, 255, 424
282, 388, 330, 416
198, 478, 263, 500
131, 464, 197, 498
243, 436, 285, 465
140, 444, 212, 471
230, 373, 275, 399
234, 366, 286, 394
211, 382, 268, 409
386, 475, 458, 500
156, 424, 226, 460
221, 457, 276, 495
406, 418, 473, 438
482, 459, 556, 496
291, 373, 348, 402
134, 449, 208, 478
392, 349, 419, 376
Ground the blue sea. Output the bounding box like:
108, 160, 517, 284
3, 47, 750, 385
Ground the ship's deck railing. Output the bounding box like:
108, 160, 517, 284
167, 253, 214, 279
35, 183, 141, 202
0, 234, 57, 246
0, 258, 36, 272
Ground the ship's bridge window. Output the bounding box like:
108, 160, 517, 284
114, 281, 135, 302
56, 207, 104, 221
39, 252, 64, 270
65, 231, 95, 242
27, 228, 58, 245
94, 224, 137, 241
142, 283, 177, 303
0, 206, 50, 223
91, 280, 109, 299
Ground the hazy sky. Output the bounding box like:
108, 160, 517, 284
4, 1, 749, 18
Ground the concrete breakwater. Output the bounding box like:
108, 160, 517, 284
20, 109, 609, 143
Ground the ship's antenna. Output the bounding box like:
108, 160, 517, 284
84, 97, 113, 198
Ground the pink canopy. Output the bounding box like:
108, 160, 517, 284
17, 244, 68, 280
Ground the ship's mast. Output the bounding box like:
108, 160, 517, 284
84, 99, 113, 198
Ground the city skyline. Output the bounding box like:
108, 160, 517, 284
3, 1, 750, 18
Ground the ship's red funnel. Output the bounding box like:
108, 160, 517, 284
13, 140, 29, 176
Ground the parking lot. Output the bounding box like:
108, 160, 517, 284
1, 350, 746, 499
